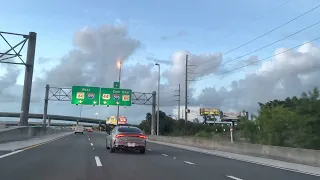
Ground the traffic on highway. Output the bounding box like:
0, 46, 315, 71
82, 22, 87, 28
0, 126, 319, 180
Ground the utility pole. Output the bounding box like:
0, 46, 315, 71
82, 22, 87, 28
173, 84, 180, 120
185, 55, 188, 123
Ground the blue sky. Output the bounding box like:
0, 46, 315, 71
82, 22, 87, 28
1, 0, 320, 90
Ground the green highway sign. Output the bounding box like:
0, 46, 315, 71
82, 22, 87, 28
100, 88, 132, 106
71, 86, 100, 105
113, 82, 120, 88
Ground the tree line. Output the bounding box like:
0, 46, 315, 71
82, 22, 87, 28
138, 88, 320, 150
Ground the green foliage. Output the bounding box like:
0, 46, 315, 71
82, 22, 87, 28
241, 87, 320, 149
139, 88, 320, 150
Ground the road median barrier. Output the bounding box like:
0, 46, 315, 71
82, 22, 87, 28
148, 135, 320, 167
0, 126, 67, 144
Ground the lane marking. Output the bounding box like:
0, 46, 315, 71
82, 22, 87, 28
88, 138, 91, 141
184, 161, 195, 165
90, 143, 93, 146
0, 150, 24, 159
95, 156, 102, 167
226, 175, 243, 180
93, 148, 95, 150
161, 154, 168, 156
147, 149, 152, 151
173, 157, 177, 159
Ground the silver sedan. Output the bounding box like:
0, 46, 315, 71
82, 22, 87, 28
106, 126, 147, 154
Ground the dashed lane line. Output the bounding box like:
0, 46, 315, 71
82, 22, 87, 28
161, 154, 168, 156
184, 161, 195, 165
90, 143, 93, 146
95, 156, 102, 167
226, 175, 243, 180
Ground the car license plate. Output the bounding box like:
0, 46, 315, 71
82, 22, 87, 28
128, 143, 135, 147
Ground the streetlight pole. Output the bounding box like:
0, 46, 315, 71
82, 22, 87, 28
155, 63, 160, 136
116, 61, 122, 125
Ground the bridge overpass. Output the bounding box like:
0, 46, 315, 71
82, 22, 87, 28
0, 121, 98, 127
0, 112, 105, 124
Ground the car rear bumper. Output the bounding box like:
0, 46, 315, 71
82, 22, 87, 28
114, 141, 146, 150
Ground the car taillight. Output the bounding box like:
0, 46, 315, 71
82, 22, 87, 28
115, 134, 146, 139
115, 134, 125, 138
139, 135, 147, 139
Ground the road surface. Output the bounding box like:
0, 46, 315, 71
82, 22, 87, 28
0, 132, 317, 180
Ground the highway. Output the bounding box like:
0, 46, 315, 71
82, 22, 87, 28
0, 132, 317, 180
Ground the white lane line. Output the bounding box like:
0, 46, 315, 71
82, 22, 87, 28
184, 161, 195, 165
161, 154, 168, 156
95, 156, 102, 167
93, 148, 95, 150
147, 149, 152, 151
90, 143, 93, 146
173, 157, 177, 159
0, 150, 24, 159
226, 175, 243, 180
88, 138, 91, 141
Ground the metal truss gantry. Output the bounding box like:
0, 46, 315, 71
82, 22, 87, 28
43, 85, 157, 134
0, 31, 37, 126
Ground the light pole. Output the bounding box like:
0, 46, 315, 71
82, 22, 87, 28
155, 63, 160, 136
116, 60, 122, 125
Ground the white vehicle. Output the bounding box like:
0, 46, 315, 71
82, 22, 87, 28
75, 125, 84, 134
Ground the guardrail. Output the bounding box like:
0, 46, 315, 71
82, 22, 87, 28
148, 135, 320, 167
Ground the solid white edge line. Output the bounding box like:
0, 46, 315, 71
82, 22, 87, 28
161, 154, 168, 156
0, 150, 24, 159
90, 143, 93, 146
226, 175, 243, 180
173, 157, 177, 159
147, 149, 152, 151
184, 161, 195, 165
95, 156, 102, 167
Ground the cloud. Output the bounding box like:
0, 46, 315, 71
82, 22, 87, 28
160, 30, 188, 40
2, 23, 320, 124
195, 42, 320, 113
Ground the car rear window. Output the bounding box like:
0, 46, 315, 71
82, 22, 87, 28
118, 127, 142, 133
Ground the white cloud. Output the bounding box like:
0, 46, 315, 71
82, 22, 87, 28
1, 24, 320, 124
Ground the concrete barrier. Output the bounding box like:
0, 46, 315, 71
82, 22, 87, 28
0, 126, 61, 143
148, 135, 320, 167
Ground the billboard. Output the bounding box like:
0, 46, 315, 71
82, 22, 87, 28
222, 112, 248, 121
200, 108, 220, 115
118, 116, 127, 125
107, 116, 117, 125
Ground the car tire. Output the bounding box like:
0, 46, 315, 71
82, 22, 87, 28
74, 132, 77, 134
106, 142, 110, 149
81, 132, 84, 135
110, 141, 115, 153
140, 148, 146, 154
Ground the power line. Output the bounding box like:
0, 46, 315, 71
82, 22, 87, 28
194, 20, 320, 76
193, 3, 320, 68
212, 0, 296, 46
196, 35, 320, 82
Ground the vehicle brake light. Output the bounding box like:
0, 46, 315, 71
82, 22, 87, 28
115, 134, 125, 138
139, 135, 147, 139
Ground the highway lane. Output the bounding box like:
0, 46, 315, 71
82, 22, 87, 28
0, 132, 317, 180
146, 142, 319, 180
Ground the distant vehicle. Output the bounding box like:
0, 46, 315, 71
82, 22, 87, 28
87, 128, 93, 132
75, 125, 84, 134
106, 126, 146, 154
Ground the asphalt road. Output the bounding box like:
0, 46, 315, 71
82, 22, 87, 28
0, 132, 318, 180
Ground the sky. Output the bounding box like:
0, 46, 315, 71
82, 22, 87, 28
1, 0, 320, 124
